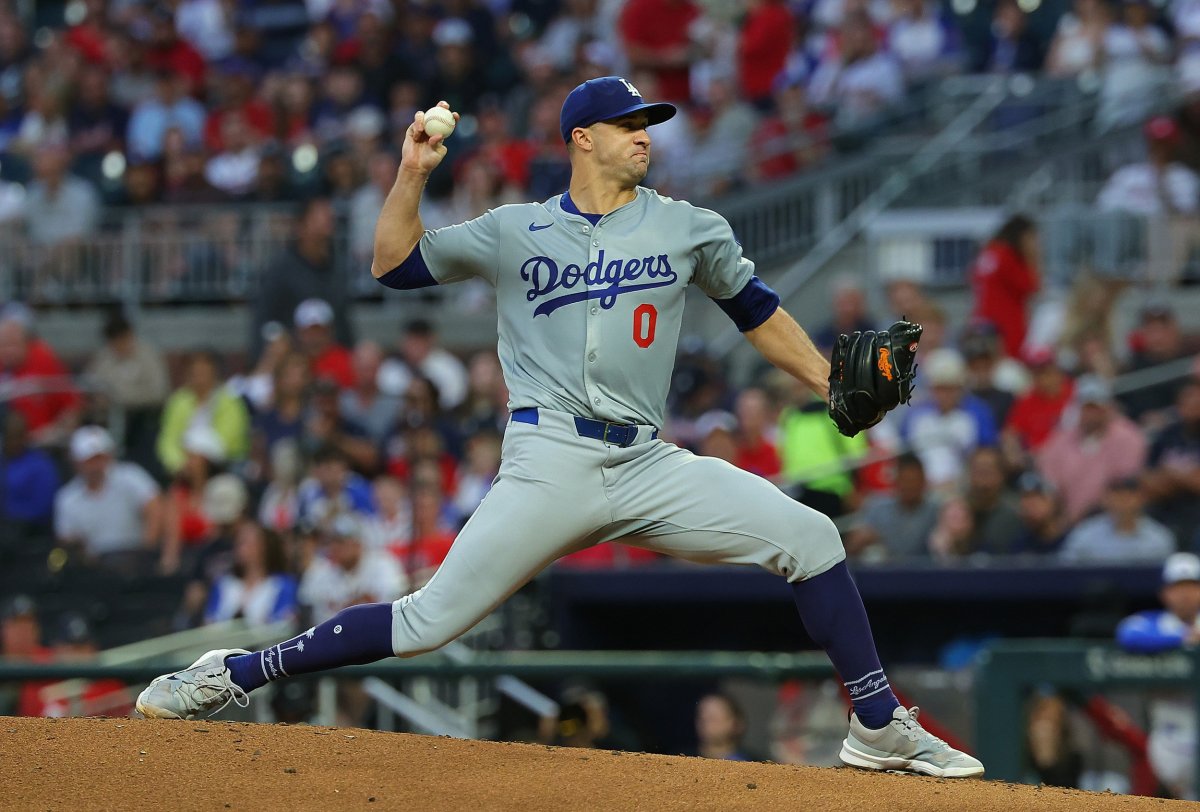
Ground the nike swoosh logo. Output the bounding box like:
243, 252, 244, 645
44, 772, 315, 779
528, 222, 553, 231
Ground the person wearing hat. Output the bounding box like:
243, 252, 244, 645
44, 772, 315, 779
899, 348, 999, 491
1116, 552, 1200, 798
1143, 378, 1200, 547
1121, 302, 1200, 427
1038, 374, 1148, 524
1097, 116, 1199, 216
250, 197, 353, 360
156, 349, 249, 475
298, 514, 405, 625
294, 297, 355, 390
160, 425, 228, 574
1001, 347, 1074, 468
1058, 475, 1175, 563
1011, 472, 1069, 554
54, 425, 164, 560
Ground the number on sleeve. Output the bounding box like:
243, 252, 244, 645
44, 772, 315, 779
632, 303, 657, 348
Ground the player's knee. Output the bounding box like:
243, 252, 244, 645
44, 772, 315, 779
389, 591, 458, 657
778, 510, 845, 583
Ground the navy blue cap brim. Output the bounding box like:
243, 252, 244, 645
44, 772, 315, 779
565, 101, 677, 141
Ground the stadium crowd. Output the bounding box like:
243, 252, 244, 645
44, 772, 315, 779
0, 0, 1199, 231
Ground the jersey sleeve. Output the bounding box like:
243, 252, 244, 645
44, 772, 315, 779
691, 206, 756, 300
416, 209, 501, 286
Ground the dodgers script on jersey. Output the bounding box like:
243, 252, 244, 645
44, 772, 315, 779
418, 187, 752, 428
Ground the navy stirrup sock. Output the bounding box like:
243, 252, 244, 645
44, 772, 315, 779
225, 603, 395, 693
790, 561, 900, 729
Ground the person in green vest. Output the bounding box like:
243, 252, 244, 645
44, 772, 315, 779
157, 350, 249, 475
777, 384, 868, 517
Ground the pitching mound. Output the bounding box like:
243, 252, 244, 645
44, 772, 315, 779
0, 717, 1189, 811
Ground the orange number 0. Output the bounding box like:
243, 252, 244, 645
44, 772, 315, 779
632, 303, 657, 348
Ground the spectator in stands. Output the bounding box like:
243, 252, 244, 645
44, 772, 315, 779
258, 439, 302, 534
899, 348, 998, 490
348, 148, 398, 265
1012, 471, 1069, 554
0, 411, 58, 529
733, 387, 782, 480
969, 213, 1040, 359
809, 11, 905, 134
250, 198, 352, 359
1120, 303, 1200, 427
55, 426, 163, 561
688, 74, 760, 197
886, 0, 961, 84
251, 349, 310, 453
68, 67, 129, 165
1046, 0, 1112, 78
174, 0, 235, 62
737, 0, 793, 108
696, 409, 739, 463
299, 514, 405, 625
160, 425, 227, 574
748, 69, 828, 183
157, 349, 249, 475
1038, 375, 1149, 524
453, 429, 502, 522
975, 0, 1044, 73
0, 595, 52, 717
294, 298, 355, 390
618, 0, 699, 103
0, 312, 82, 446
86, 311, 169, 468
203, 110, 262, 197
844, 452, 939, 559
695, 693, 751, 761
1059, 476, 1175, 562
777, 388, 867, 517
963, 447, 1023, 555
960, 322, 1022, 429
126, 70, 205, 161
1097, 0, 1172, 131
1002, 347, 1074, 470
304, 378, 377, 472
24, 144, 101, 295
204, 521, 298, 626
1098, 117, 1200, 215
1115, 552, 1200, 799
1143, 378, 1200, 548
338, 340, 400, 445
379, 320, 469, 411
928, 495, 976, 559
813, 278, 873, 352
364, 475, 410, 553
296, 444, 375, 533
404, 482, 459, 585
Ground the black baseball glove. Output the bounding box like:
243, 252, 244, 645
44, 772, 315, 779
827, 320, 923, 437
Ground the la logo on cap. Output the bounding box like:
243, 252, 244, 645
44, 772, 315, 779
618, 78, 642, 98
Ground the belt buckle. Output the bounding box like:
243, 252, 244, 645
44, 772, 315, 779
602, 422, 618, 446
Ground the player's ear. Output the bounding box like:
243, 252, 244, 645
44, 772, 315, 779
571, 127, 593, 153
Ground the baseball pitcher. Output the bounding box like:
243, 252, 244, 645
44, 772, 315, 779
137, 77, 981, 778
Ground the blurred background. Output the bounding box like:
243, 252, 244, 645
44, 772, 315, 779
1, 0, 1200, 801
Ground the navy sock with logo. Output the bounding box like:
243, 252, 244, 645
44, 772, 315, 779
224, 603, 395, 693
790, 561, 901, 729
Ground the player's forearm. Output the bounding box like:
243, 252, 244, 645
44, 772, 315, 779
371, 167, 429, 278
745, 307, 831, 401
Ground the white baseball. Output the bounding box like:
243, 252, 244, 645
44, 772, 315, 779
423, 106, 456, 139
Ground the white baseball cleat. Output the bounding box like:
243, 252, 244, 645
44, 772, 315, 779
135, 648, 251, 720
839, 706, 985, 778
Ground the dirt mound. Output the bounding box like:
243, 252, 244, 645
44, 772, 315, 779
0, 717, 1187, 811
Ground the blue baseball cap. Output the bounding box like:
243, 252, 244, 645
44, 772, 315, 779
559, 76, 677, 144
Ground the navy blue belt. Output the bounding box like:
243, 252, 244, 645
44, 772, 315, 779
510, 407, 657, 448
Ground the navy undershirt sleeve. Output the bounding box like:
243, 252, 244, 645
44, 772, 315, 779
713, 276, 780, 332
375, 246, 438, 290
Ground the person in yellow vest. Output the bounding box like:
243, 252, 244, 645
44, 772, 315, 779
157, 350, 249, 475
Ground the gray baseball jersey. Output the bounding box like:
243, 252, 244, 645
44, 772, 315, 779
419, 186, 752, 428
386, 186, 845, 658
